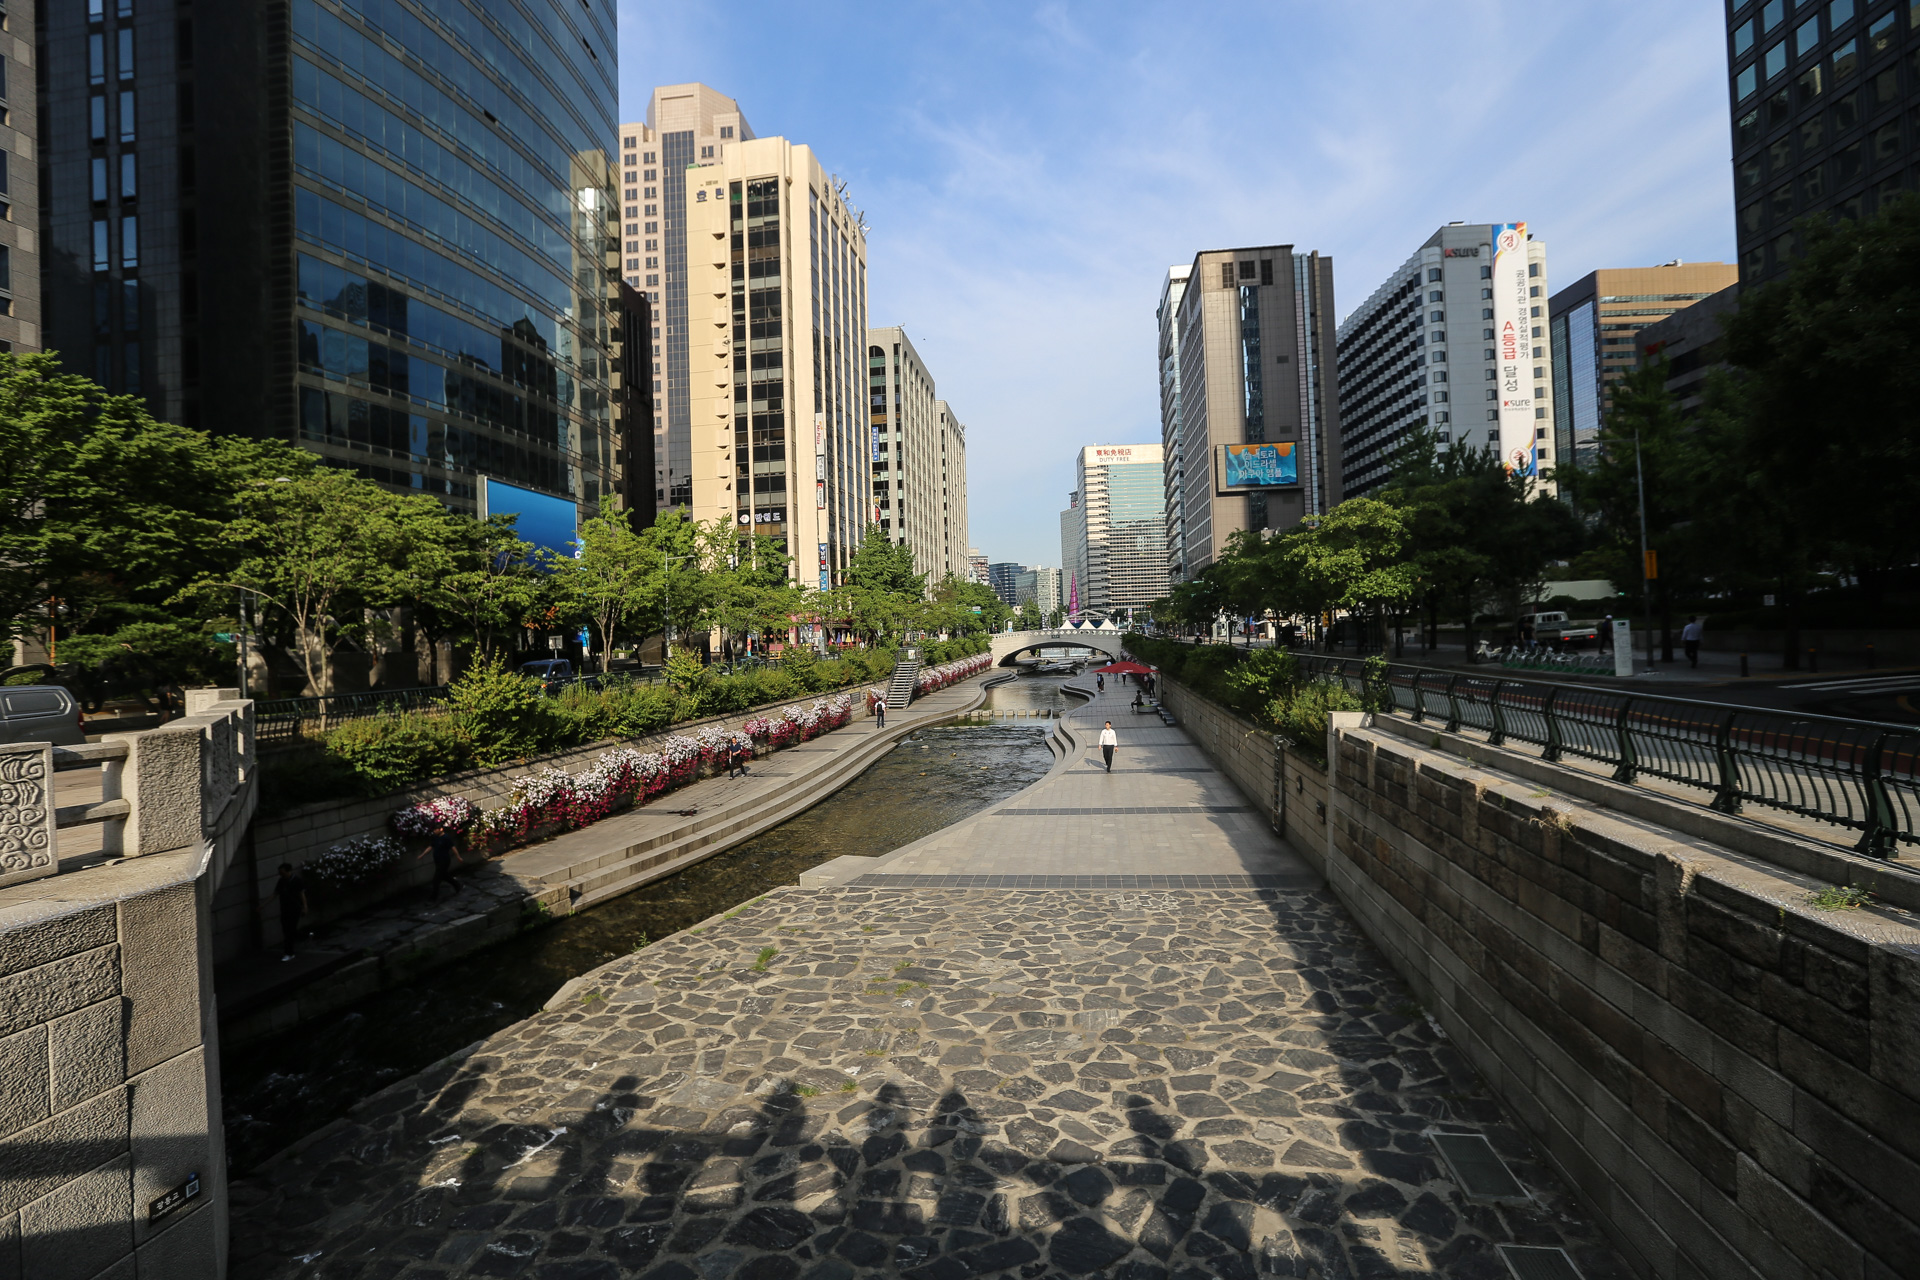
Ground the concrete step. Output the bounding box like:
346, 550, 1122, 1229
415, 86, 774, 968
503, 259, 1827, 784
885, 660, 921, 709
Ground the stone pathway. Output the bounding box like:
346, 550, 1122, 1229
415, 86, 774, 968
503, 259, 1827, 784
228, 674, 1629, 1280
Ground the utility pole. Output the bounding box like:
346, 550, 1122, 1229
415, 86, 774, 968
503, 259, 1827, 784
1635, 431, 1654, 675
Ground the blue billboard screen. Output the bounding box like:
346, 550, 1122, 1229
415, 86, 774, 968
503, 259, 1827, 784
1219, 442, 1298, 488
479, 477, 578, 564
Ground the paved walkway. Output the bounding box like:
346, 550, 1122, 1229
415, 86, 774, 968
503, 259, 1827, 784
842, 679, 1317, 887
228, 670, 1628, 1280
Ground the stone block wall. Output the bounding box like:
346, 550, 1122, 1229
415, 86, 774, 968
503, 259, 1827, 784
0, 855, 225, 1279
1325, 722, 1920, 1280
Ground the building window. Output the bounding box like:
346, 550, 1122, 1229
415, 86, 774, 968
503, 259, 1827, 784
1798, 65, 1825, 104
93, 220, 110, 271
121, 153, 137, 201
122, 215, 138, 268
700, 145, 714, 159
1801, 113, 1826, 153
91, 157, 109, 203
1837, 139, 1864, 180
1763, 0, 1785, 30
1835, 89, 1860, 129
1869, 9, 1897, 53
1874, 67, 1901, 108
1735, 16, 1757, 55
1527, 262, 1540, 277
1766, 41, 1787, 79
1429, 309, 1444, 322
1796, 14, 1821, 56
1834, 37, 1859, 78
720, 126, 733, 139
1427, 267, 1443, 282
118, 27, 134, 79
1829, 0, 1854, 26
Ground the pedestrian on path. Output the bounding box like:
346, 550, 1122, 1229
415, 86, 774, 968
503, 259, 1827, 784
421, 828, 467, 900
874, 697, 886, 729
727, 737, 751, 778
1601, 615, 1614, 652
1682, 616, 1704, 668
1099, 721, 1117, 772
275, 863, 307, 961
1096, 673, 1105, 694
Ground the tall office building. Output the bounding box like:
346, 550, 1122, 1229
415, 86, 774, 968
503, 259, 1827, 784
1165, 246, 1338, 578
987, 561, 1023, 607
936, 400, 969, 585
1337, 223, 1554, 498
965, 548, 988, 585
1012, 566, 1061, 617
1547, 262, 1736, 469
619, 86, 752, 511
2, 2, 39, 354
1635, 284, 1742, 416
679, 139, 870, 588
866, 327, 969, 587
1728, 0, 1920, 285
38, 0, 624, 521
1059, 495, 1084, 614
1155, 265, 1191, 589
1061, 444, 1167, 616
612, 282, 656, 527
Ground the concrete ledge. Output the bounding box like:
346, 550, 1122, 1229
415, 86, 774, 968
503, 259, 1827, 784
1367, 710, 1920, 912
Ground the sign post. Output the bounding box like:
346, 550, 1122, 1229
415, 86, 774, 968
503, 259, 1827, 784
1612, 620, 1634, 678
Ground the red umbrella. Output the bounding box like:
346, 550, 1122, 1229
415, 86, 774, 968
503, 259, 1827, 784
1093, 661, 1152, 675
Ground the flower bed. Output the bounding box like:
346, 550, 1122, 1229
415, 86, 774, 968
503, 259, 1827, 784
306, 834, 403, 892
914, 653, 992, 696
389, 696, 858, 860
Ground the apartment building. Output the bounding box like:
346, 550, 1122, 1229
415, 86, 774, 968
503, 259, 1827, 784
679, 141, 870, 587
1165, 246, 1338, 578
1337, 223, 1554, 498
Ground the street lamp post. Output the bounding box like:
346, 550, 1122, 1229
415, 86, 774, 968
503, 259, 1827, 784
1634, 431, 1654, 675
662, 551, 694, 660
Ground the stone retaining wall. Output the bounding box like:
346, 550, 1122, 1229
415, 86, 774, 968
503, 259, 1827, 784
1326, 721, 1920, 1280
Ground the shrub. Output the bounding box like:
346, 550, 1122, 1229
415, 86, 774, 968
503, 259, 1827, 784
392, 795, 480, 839
448, 652, 554, 765
1268, 680, 1364, 766
322, 711, 474, 795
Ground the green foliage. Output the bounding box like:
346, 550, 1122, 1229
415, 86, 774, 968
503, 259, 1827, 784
1266, 680, 1364, 766
322, 712, 475, 795
446, 652, 552, 766
1807, 884, 1873, 911
1125, 632, 1360, 765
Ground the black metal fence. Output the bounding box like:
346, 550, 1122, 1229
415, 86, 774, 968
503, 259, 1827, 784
1295, 655, 1920, 858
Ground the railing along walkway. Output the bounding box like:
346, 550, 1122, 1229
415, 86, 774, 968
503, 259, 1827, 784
1294, 655, 1919, 858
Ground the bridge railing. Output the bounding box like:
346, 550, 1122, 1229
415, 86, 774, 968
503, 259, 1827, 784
1294, 654, 1920, 858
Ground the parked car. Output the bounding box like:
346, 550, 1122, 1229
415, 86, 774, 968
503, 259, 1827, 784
0, 682, 85, 746
1527, 611, 1599, 648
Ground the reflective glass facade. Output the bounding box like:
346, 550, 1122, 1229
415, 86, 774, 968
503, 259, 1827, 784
40, 0, 620, 513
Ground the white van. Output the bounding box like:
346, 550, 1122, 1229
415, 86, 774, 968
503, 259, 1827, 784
0, 684, 84, 746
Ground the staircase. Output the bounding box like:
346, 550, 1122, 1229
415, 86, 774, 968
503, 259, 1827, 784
884, 659, 921, 709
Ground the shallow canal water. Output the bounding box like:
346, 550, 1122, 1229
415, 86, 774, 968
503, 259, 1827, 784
222, 672, 1072, 1173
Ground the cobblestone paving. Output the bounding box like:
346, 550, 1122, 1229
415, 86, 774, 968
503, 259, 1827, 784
231, 886, 1626, 1280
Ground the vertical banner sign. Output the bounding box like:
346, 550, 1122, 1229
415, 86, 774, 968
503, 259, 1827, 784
818, 542, 830, 591
1493, 222, 1538, 480
1612, 619, 1634, 678
814, 412, 828, 510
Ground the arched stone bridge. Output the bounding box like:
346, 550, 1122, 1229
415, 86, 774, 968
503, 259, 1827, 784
988, 629, 1129, 666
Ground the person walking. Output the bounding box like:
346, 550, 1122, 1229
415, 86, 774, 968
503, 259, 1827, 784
1099, 721, 1117, 772
1682, 615, 1704, 668
275, 863, 307, 961
421, 828, 466, 900
874, 696, 886, 729
1601, 615, 1614, 653
727, 737, 751, 778
1096, 673, 1105, 694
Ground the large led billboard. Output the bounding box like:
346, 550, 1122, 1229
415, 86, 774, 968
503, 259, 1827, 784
1492, 223, 1540, 480
477, 476, 579, 563
1215, 442, 1298, 492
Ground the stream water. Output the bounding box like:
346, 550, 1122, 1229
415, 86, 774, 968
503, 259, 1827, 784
221, 672, 1074, 1173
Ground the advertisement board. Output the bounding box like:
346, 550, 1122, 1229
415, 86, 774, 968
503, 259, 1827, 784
737, 508, 786, 526
1214, 442, 1297, 492
476, 476, 578, 564
818, 542, 830, 591
1492, 222, 1539, 480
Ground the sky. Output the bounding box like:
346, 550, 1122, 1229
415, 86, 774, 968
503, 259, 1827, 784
617, 0, 1738, 569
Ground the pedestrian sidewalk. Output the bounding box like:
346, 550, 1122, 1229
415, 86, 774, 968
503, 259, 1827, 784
806, 673, 1320, 887
216, 673, 1003, 1046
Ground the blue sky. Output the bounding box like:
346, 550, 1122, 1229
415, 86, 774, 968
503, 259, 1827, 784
619, 1, 1737, 570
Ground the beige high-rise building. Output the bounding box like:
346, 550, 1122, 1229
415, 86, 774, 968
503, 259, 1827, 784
619, 86, 754, 513
866, 329, 969, 589
681, 137, 871, 589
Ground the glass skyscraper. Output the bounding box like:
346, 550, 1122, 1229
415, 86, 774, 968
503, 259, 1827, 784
40, 0, 623, 515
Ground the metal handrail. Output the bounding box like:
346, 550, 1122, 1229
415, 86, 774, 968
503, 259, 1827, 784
1293, 653, 1920, 858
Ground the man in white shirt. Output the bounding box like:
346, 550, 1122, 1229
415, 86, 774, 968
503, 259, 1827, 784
1099, 721, 1117, 772
1682, 616, 1704, 669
